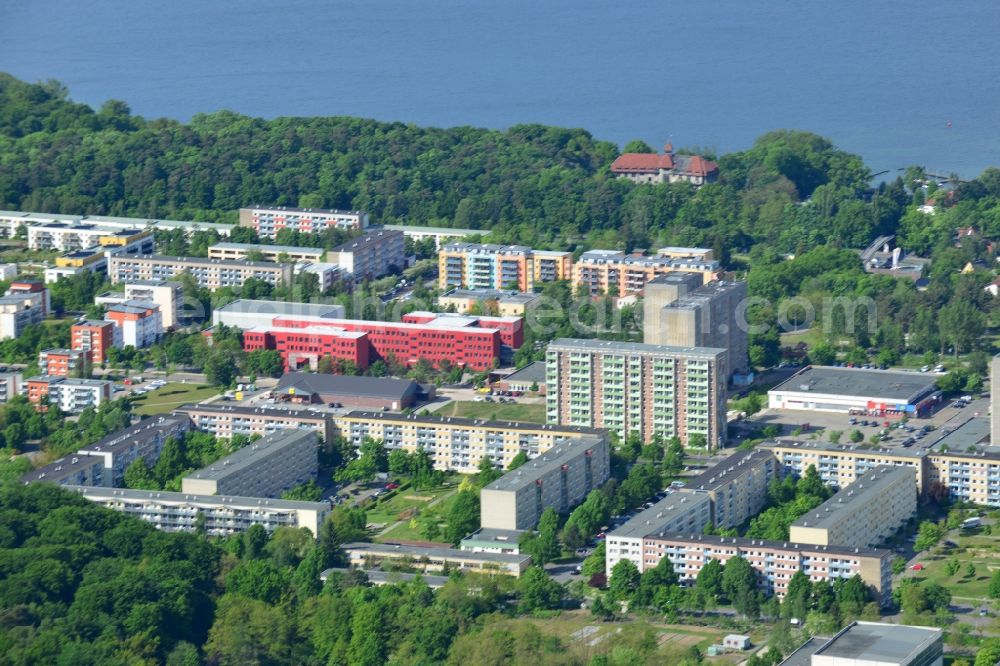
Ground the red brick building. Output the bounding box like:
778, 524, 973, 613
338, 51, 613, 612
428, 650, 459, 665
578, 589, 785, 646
71, 320, 119, 364
241, 312, 523, 372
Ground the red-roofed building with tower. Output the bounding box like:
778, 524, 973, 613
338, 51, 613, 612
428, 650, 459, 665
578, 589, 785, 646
611, 143, 718, 186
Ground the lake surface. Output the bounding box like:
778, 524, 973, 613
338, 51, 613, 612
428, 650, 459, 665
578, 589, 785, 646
3, 0, 999, 177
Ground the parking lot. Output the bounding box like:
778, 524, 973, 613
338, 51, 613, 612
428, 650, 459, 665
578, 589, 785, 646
734, 393, 990, 452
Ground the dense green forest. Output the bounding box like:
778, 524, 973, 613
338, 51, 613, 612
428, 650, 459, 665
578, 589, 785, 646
4, 72, 1000, 371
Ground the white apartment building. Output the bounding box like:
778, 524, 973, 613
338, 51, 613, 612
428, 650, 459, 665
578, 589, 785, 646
239, 206, 369, 238
605, 492, 712, 574
66, 486, 330, 537
104, 300, 163, 349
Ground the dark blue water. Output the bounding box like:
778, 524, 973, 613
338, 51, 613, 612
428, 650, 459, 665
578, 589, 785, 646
3, 0, 999, 177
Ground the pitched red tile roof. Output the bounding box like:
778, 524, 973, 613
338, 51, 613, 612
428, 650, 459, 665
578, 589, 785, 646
675, 155, 719, 177
610, 153, 675, 174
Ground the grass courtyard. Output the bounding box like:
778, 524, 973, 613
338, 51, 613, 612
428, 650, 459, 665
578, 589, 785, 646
132, 383, 221, 415
371, 481, 464, 544
903, 528, 1000, 601
436, 400, 546, 423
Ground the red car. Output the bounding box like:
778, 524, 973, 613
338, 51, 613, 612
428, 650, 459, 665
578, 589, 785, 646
385, 482, 400, 490
911, 563, 924, 571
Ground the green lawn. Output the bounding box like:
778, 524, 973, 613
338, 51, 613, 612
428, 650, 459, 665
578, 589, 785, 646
904, 529, 1000, 600
132, 383, 220, 415
376, 485, 464, 545
365, 484, 457, 527
436, 400, 546, 422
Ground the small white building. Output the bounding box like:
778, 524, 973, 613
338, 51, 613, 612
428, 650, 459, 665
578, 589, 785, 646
0, 263, 17, 280
723, 635, 751, 651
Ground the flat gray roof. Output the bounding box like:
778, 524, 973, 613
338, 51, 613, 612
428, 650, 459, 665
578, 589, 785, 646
930, 417, 990, 452
21, 452, 104, 484
340, 410, 606, 437
502, 361, 546, 384
244, 205, 364, 216
210, 242, 324, 255
320, 568, 450, 588
381, 224, 483, 236
78, 416, 188, 457
771, 366, 938, 403
763, 438, 927, 459
778, 637, 828, 666
814, 622, 941, 663
276, 373, 418, 400
174, 402, 329, 421
183, 429, 316, 483
548, 338, 726, 360
343, 541, 530, 566
65, 485, 328, 511
442, 289, 541, 303
329, 228, 403, 252
647, 532, 891, 559
686, 449, 775, 492
461, 527, 527, 544
114, 254, 289, 269
791, 466, 915, 531
610, 492, 711, 539
484, 435, 605, 493
215, 299, 343, 318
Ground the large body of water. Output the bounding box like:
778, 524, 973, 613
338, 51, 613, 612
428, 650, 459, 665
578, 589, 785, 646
3, 1, 999, 177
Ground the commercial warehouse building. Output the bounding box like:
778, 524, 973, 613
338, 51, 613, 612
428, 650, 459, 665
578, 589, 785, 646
768, 366, 941, 417
546, 338, 728, 449
239, 206, 369, 236
605, 492, 713, 574
173, 402, 333, 443
273, 372, 424, 410
108, 254, 293, 291
646, 534, 893, 605
789, 466, 917, 549
181, 428, 318, 497
66, 486, 330, 537
342, 542, 532, 577
685, 449, 779, 529
643, 275, 749, 377
780, 622, 942, 666
438, 242, 573, 293
332, 411, 607, 473
480, 434, 610, 531
573, 248, 719, 297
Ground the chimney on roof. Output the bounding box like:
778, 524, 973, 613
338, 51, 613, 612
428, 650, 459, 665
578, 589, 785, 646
664, 142, 674, 155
